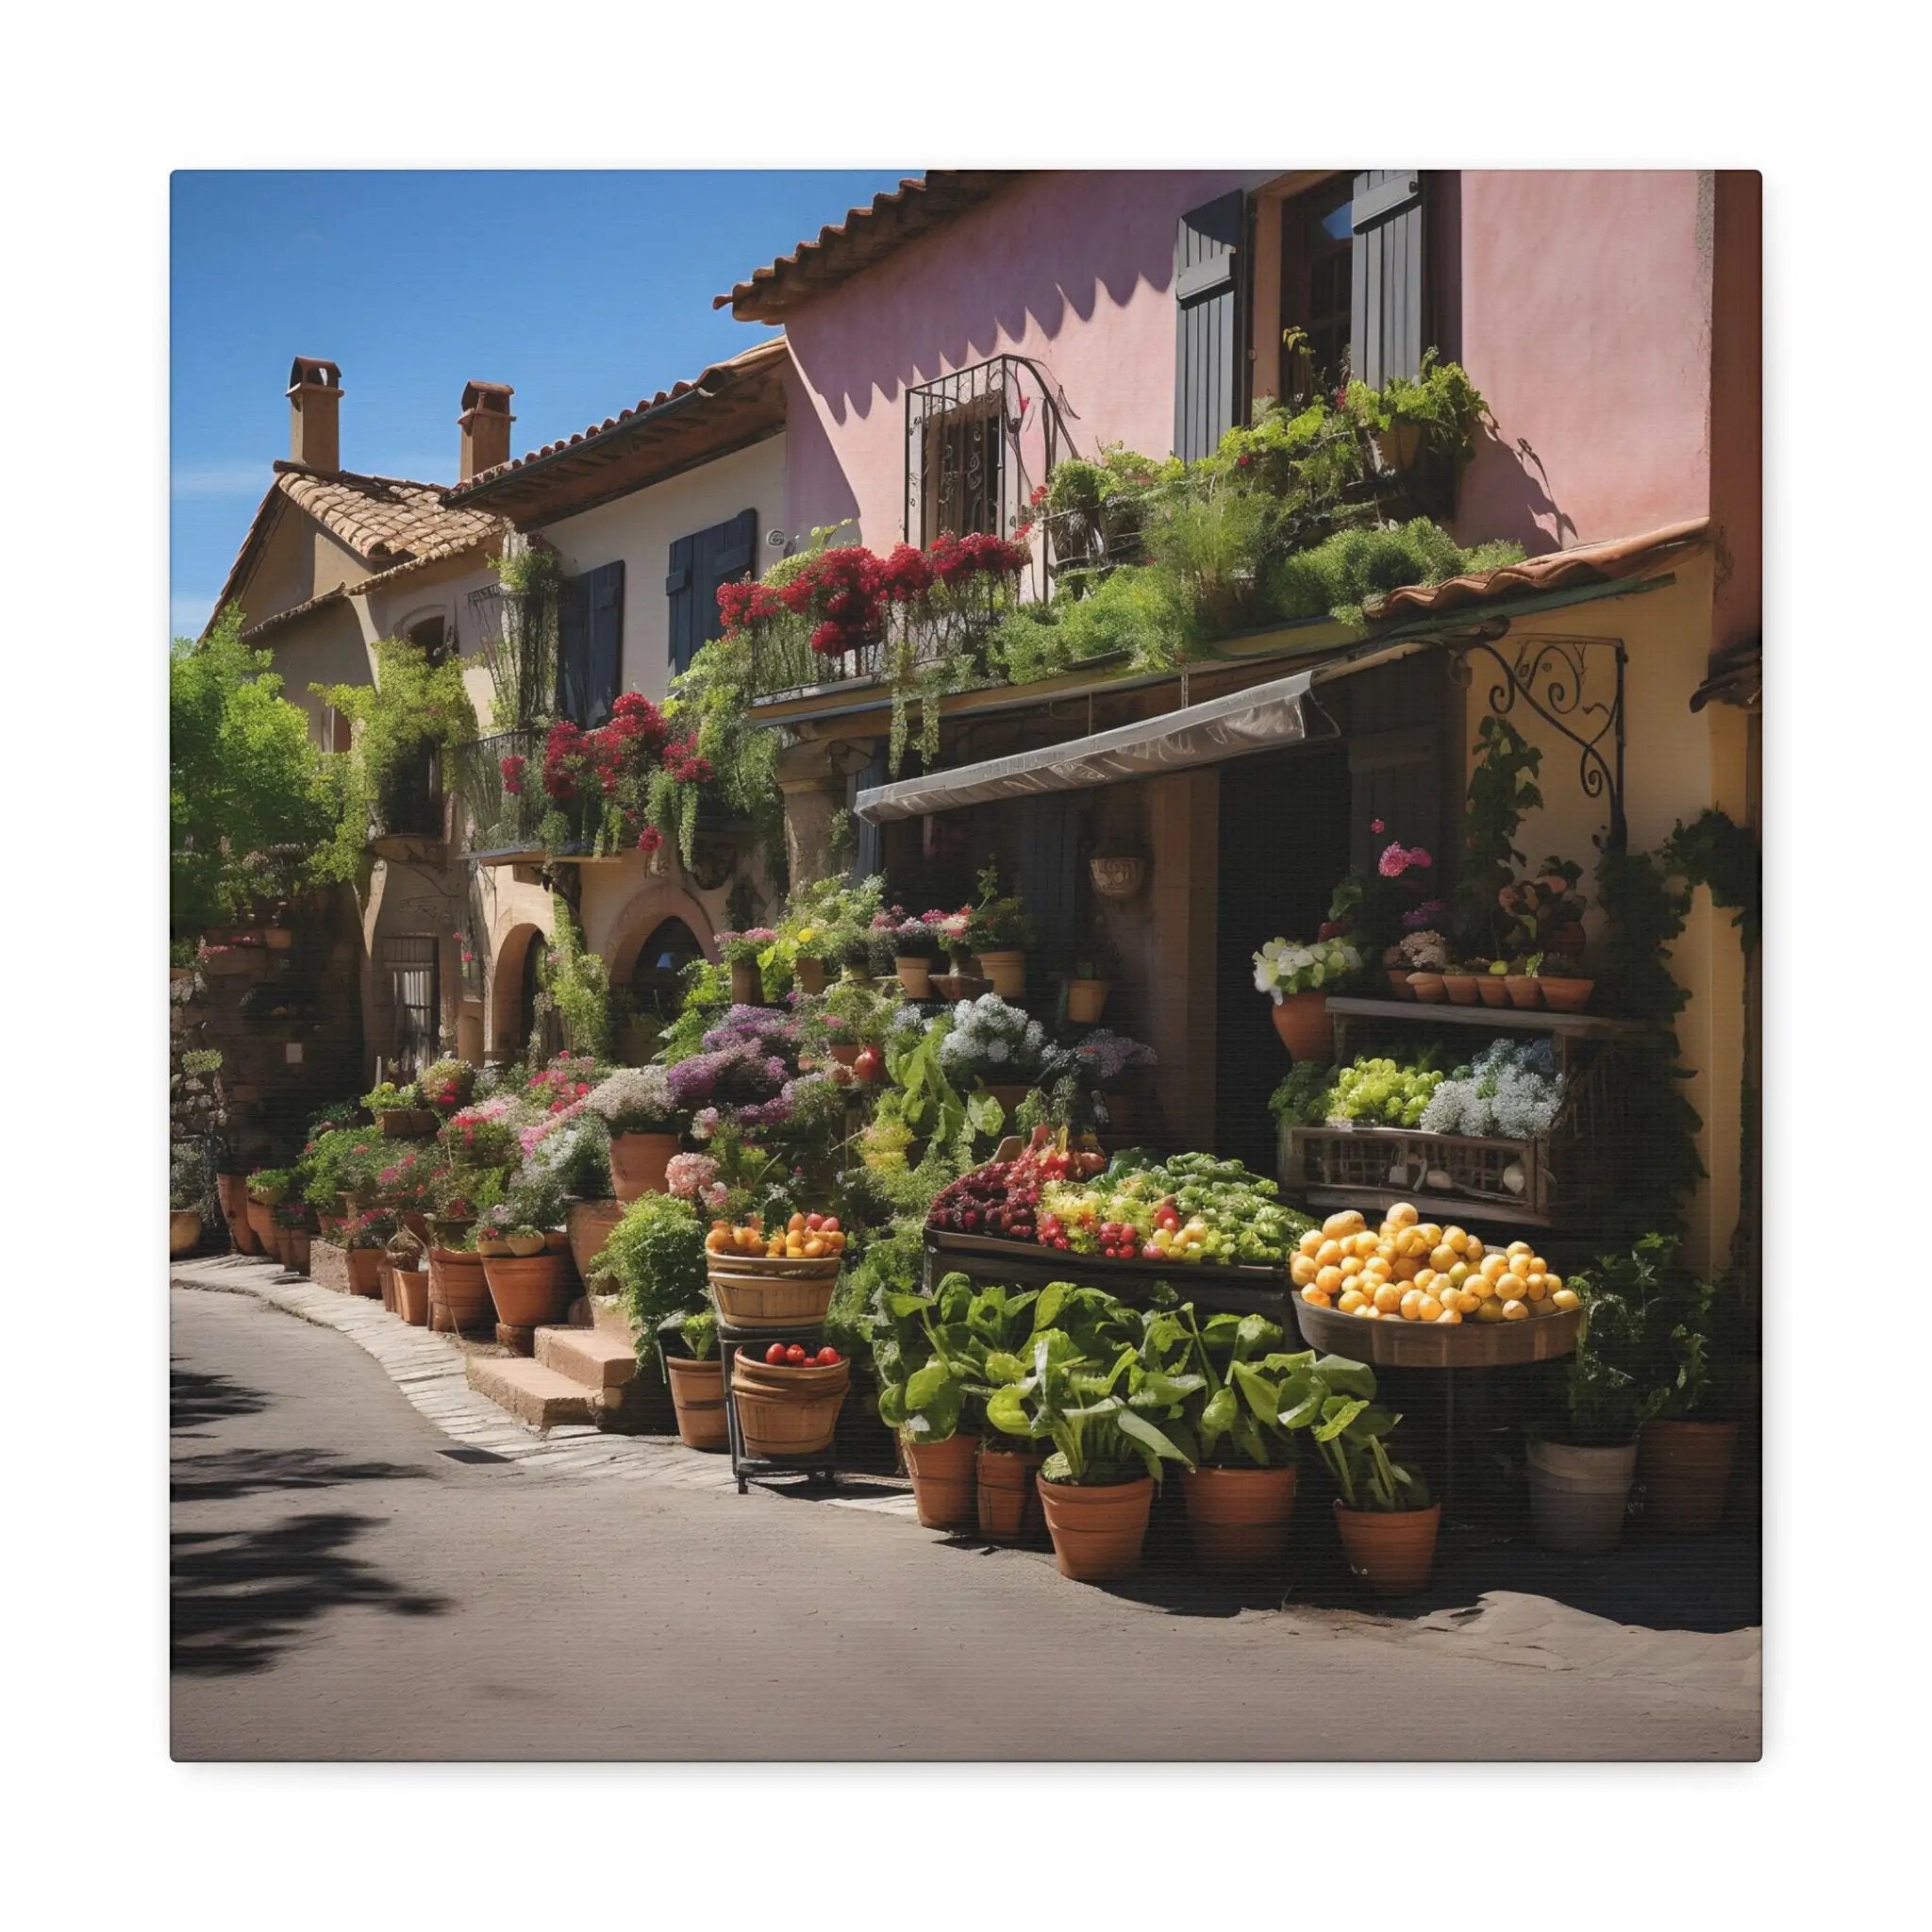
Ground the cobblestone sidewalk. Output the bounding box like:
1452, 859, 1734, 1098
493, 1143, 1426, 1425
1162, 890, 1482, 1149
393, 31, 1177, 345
170, 1256, 920, 1520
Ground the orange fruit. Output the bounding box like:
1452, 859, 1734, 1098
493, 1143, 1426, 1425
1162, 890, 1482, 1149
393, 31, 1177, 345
1316, 1265, 1344, 1294
1373, 1283, 1403, 1313
1417, 1295, 1443, 1322
1338, 1289, 1367, 1313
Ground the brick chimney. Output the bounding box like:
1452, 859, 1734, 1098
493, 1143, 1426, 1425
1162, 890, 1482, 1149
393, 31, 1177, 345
287, 357, 342, 472
458, 380, 516, 482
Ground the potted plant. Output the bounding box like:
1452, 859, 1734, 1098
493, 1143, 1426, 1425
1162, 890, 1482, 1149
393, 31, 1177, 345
1474, 958, 1512, 1008
416, 1056, 476, 1117
1304, 1355, 1440, 1594
889, 908, 949, 1002
1441, 961, 1482, 1007
1252, 935, 1359, 1060
603, 1192, 710, 1430
965, 859, 1036, 1001
715, 927, 777, 1007
1526, 1238, 1673, 1555
363, 1078, 438, 1139
659, 1307, 727, 1450
1064, 922, 1122, 1026
1146, 1306, 1315, 1571
872, 1273, 985, 1530
935, 991, 1052, 1113
1502, 952, 1543, 1008
274, 1196, 313, 1275
822, 974, 900, 1080
243, 1168, 291, 1254
480, 1184, 574, 1330
987, 1324, 1201, 1583
170, 1142, 213, 1257
342, 1208, 397, 1296
1498, 856, 1591, 1006
1640, 1268, 1751, 1535
584, 1065, 683, 1202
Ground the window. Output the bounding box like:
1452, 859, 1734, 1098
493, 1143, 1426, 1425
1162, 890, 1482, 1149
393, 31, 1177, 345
1279, 176, 1357, 398
377, 934, 440, 1076
627, 918, 705, 1024
407, 615, 450, 663
558, 560, 624, 724
918, 393, 1005, 543
666, 510, 758, 676
320, 703, 353, 754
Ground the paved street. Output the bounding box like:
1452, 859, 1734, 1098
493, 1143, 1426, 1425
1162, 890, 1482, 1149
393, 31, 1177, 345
171, 1284, 1760, 1760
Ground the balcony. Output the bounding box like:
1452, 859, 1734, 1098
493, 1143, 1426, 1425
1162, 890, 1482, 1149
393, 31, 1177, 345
449, 728, 545, 861
466, 577, 588, 730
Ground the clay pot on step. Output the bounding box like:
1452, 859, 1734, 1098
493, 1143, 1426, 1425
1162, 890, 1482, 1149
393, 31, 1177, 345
427, 1249, 493, 1334
665, 1353, 728, 1451
1475, 973, 1511, 1008
1270, 990, 1332, 1061
566, 1199, 624, 1284
1065, 978, 1110, 1024
392, 1268, 431, 1326
346, 1248, 384, 1297
217, 1174, 256, 1254
1441, 973, 1481, 1007
1525, 1439, 1637, 1555
1406, 972, 1446, 1004
975, 949, 1026, 1000
976, 1444, 1046, 1541
1640, 1419, 1739, 1534
894, 956, 934, 1001
608, 1131, 680, 1203
245, 1200, 278, 1253
1537, 975, 1594, 1013
1037, 1474, 1156, 1582
481, 1252, 572, 1328
1334, 1500, 1441, 1594
902, 1432, 980, 1530
1504, 974, 1542, 1009
1181, 1464, 1299, 1571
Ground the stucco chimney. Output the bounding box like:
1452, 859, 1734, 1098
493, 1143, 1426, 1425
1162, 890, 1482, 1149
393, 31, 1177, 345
287, 357, 343, 473
458, 380, 516, 482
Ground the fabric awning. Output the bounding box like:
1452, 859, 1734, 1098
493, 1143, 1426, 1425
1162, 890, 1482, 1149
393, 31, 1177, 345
852, 647, 1437, 823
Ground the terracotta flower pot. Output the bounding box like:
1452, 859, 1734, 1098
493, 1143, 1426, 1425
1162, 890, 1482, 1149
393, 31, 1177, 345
793, 957, 828, 996
1475, 974, 1511, 1008
1525, 1439, 1637, 1555
481, 1253, 572, 1328
1537, 976, 1594, 1013
976, 1445, 1046, 1542
729, 1354, 850, 1460
1181, 1464, 1299, 1571
379, 1263, 397, 1313
609, 1131, 679, 1203
729, 958, 762, 1005
1504, 974, 1542, 1009
427, 1249, 493, 1333
1385, 969, 1413, 1000
976, 949, 1026, 1000
542, 1228, 570, 1254
902, 1432, 980, 1530
828, 1042, 860, 1069
1640, 1419, 1739, 1534
425, 1215, 473, 1250
1372, 419, 1424, 473
665, 1354, 728, 1451
170, 1209, 202, 1257
286, 1231, 311, 1276
217, 1174, 256, 1254
262, 925, 293, 952
1406, 972, 1446, 1003
1441, 973, 1480, 1007
245, 1201, 278, 1252
346, 1248, 384, 1297
1334, 1500, 1441, 1595
1270, 990, 1332, 1062
1037, 1474, 1155, 1582
392, 1267, 431, 1326
1065, 978, 1110, 1024
567, 1199, 625, 1285
894, 956, 934, 1001
506, 1231, 547, 1257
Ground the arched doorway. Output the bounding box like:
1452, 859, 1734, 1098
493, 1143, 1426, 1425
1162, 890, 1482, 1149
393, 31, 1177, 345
629, 917, 706, 1024
491, 921, 556, 1064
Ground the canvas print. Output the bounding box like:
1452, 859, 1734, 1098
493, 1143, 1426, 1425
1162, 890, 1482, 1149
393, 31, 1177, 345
170, 168, 1760, 1760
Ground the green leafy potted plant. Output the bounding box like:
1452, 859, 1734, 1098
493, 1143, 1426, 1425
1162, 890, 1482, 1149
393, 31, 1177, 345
888, 908, 949, 1002
965, 858, 1037, 1001
657, 1307, 726, 1449
602, 1193, 715, 1447
584, 1065, 683, 1202
1527, 1237, 1672, 1554
1302, 1355, 1439, 1594
987, 1321, 1202, 1583
341, 1207, 397, 1297
1064, 921, 1122, 1026
715, 927, 778, 1006
1639, 1268, 1751, 1534
170, 1141, 214, 1257
1500, 858, 1591, 1008
872, 1274, 983, 1529
363, 1077, 438, 1139
1252, 935, 1358, 1061
1145, 1307, 1316, 1571
1346, 349, 1488, 474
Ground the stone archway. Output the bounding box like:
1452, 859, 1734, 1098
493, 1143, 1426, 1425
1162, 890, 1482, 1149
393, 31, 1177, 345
489, 919, 551, 1060
603, 881, 721, 983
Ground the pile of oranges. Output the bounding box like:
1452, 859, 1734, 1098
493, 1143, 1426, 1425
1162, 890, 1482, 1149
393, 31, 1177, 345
704, 1210, 848, 1262
1291, 1205, 1580, 1324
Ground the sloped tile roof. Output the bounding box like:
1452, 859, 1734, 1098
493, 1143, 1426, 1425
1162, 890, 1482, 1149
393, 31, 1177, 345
445, 337, 789, 508
714, 172, 1021, 322
1368, 518, 1710, 622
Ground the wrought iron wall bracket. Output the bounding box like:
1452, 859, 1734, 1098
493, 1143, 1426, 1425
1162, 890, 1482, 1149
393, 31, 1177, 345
1445, 627, 1628, 850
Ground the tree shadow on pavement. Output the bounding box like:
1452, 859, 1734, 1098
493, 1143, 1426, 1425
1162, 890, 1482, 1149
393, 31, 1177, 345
172, 1511, 448, 1675
171, 1360, 269, 1437
172, 1447, 431, 1506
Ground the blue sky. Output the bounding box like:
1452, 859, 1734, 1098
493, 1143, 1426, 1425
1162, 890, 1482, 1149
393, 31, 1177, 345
170, 170, 911, 639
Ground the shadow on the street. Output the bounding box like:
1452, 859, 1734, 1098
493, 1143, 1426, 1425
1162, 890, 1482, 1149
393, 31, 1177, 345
172, 1446, 431, 1506
171, 1360, 270, 1436
172, 1511, 448, 1675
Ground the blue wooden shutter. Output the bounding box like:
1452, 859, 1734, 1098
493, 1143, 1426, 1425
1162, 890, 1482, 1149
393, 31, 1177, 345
1350, 171, 1425, 388
664, 535, 698, 678
667, 508, 758, 676
583, 561, 623, 724
1174, 191, 1248, 461
556, 580, 588, 722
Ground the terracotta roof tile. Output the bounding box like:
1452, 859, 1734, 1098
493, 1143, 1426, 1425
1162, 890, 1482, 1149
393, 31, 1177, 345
1368, 518, 1710, 622
714, 173, 1021, 321
446, 337, 789, 501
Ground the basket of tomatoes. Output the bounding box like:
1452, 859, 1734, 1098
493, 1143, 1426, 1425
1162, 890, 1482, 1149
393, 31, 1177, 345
731, 1342, 850, 1457
704, 1211, 847, 1329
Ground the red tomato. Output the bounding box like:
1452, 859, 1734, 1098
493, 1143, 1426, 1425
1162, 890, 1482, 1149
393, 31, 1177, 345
854, 1046, 883, 1084
785, 1343, 808, 1366
815, 1346, 841, 1367
764, 1342, 788, 1366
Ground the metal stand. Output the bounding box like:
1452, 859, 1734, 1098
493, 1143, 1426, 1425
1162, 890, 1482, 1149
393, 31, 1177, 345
716, 1316, 840, 1495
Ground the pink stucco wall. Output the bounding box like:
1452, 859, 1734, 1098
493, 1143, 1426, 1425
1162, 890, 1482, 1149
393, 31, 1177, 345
771, 169, 1734, 566
1451, 171, 1715, 550
778, 170, 1243, 547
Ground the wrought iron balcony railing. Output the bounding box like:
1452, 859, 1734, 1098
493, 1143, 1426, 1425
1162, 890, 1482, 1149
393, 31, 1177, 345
449, 728, 546, 857
466, 578, 588, 730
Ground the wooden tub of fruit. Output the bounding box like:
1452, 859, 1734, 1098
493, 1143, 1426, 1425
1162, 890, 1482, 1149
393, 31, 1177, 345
704, 1212, 848, 1329
732, 1342, 851, 1457
1289, 1204, 1583, 1366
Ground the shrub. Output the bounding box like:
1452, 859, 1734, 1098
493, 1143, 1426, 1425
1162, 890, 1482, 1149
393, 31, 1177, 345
600, 1193, 708, 1332
1269, 518, 1525, 626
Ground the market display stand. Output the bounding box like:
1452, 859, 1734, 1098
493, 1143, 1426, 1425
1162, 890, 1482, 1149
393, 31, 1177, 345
924, 1229, 1288, 1319
716, 1315, 840, 1495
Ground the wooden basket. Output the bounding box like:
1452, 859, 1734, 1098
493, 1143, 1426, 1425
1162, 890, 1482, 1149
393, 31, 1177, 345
1292, 1294, 1581, 1367
377, 1108, 441, 1139
706, 1253, 841, 1330
1289, 1123, 1549, 1215
730, 1355, 850, 1458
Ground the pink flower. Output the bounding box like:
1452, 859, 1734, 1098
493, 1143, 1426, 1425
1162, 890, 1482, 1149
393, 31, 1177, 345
1370, 818, 1386, 835
1377, 843, 1409, 878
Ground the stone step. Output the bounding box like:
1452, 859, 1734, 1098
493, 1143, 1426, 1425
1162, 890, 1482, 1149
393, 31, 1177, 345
464, 1354, 594, 1430
535, 1324, 640, 1393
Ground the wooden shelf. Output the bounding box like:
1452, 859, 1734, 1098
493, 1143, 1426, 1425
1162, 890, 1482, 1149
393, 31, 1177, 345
1302, 1186, 1553, 1230
1324, 996, 1645, 1038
